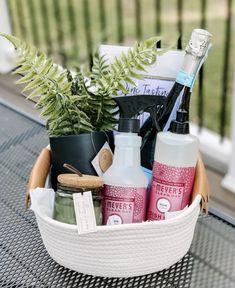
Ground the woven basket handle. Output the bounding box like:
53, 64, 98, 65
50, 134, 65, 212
26, 147, 51, 208
191, 153, 210, 213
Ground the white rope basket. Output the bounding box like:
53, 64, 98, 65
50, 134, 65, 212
29, 148, 207, 278
32, 191, 201, 277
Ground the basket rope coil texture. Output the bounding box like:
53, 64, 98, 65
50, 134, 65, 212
34, 194, 200, 277
1, 103, 235, 287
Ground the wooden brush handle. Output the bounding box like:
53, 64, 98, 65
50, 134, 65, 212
26, 148, 51, 207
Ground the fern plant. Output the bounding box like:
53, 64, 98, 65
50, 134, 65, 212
1, 33, 160, 136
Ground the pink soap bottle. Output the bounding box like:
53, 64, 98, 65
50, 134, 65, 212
147, 91, 199, 221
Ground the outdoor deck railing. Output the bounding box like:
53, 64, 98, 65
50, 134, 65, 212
6, 0, 234, 141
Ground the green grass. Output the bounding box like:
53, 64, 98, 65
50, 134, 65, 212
7, 0, 235, 137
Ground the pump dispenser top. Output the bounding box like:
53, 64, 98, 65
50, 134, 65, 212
169, 87, 190, 135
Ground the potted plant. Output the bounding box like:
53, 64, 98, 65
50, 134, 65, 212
1, 34, 159, 187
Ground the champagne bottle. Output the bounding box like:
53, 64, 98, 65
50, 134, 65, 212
140, 29, 212, 169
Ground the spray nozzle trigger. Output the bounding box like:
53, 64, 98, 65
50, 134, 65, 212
113, 95, 166, 130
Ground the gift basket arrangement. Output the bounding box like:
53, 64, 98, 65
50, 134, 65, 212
1, 28, 210, 277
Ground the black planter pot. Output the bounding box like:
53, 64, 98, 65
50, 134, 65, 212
49, 131, 114, 189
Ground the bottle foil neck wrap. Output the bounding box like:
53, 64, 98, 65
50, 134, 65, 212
185, 28, 212, 58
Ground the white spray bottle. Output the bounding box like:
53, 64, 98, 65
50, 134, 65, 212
102, 117, 148, 225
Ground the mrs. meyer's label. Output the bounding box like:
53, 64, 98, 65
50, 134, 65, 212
102, 185, 147, 225
147, 161, 195, 221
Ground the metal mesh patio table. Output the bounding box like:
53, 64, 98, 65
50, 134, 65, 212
0, 103, 234, 288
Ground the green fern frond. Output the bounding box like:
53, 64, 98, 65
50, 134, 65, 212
0, 33, 92, 136
22, 78, 43, 93
0, 33, 22, 49
90, 52, 109, 81
1, 33, 163, 135
15, 71, 37, 84
1, 34, 69, 98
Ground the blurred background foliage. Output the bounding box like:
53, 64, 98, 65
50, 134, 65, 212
7, 0, 235, 137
